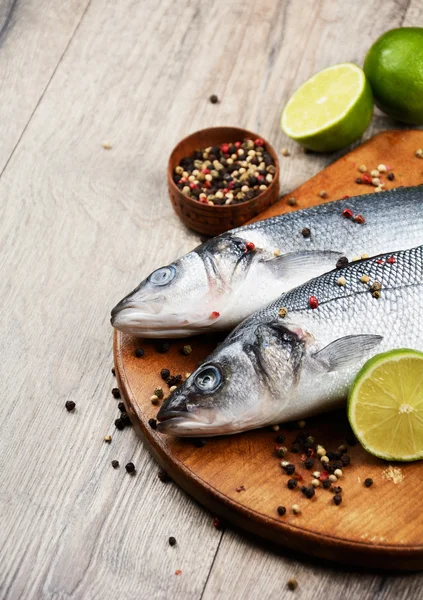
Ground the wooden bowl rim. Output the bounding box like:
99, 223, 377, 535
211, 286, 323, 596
167, 126, 280, 212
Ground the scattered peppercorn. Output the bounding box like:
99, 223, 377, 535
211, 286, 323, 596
304, 457, 314, 470
287, 578, 298, 591
364, 478, 373, 488
319, 190, 328, 198
333, 494, 342, 505
135, 348, 145, 358
285, 463, 296, 475
342, 208, 353, 219
111, 460, 119, 469
281, 147, 290, 157
104, 435, 112, 443
287, 478, 298, 490
301, 486, 315, 499
355, 177, 362, 184
111, 367, 116, 376
332, 486, 342, 495
291, 443, 300, 454
118, 401, 127, 413
169, 536, 177, 546
287, 197, 297, 206
148, 418, 157, 430
115, 417, 126, 430
65, 400, 76, 412
276, 434, 286, 444
308, 295, 319, 309
158, 469, 170, 482
277, 505, 287, 516
276, 445, 288, 457
358, 164, 367, 173
209, 94, 219, 104
125, 462, 135, 474
387, 172, 395, 181
336, 256, 349, 269
180, 345, 192, 356
155, 341, 171, 353
278, 307, 288, 318
354, 214, 365, 224
292, 504, 301, 514
160, 368, 170, 380
322, 479, 332, 489
301, 227, 311, 238
112, 388, 121, 399
341, 454, 351, 466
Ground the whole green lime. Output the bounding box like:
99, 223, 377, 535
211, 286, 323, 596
364, 28, 423, 124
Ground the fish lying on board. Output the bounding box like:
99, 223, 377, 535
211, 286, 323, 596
111, 186, 423, 337
156, 245, 423, 436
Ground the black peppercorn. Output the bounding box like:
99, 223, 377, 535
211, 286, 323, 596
277, 506, 286, 516
115, 417, 126, 430
301, 227, 311, 238
111, 460, 119, 469
135, 348, 145, 358
387, 172, 395, 181
287, 478, 298, 490
322, 479, 332, 489
148, 418, 157, 430
65, 400, 76, 412
285, 464, 296, 475
209, 94, 219, 104
332, 460, 343, 471
276, 434, 286, 444
333, 494, 342, 505
193, 438, 206, 448
355, 177, 362, 184
125, 462, 135, 474
332, 486, 342, 494
336, 256, 349, 269
158, 469, 170, 483
301, 486, 315, 499
169, 536, 177, 546
291, 443, 300, 453
341, 454, 351, 466
111, 368, 116, 376
304, 457, 314, 470
155, 341, 171, 353
326, 451, 336, 460
112, 388, 121, 399
364, 478, 373, 488
118, 401, 126, 413
160, 368, 170, 380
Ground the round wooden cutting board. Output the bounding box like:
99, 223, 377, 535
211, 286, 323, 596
114, 131, 423, 570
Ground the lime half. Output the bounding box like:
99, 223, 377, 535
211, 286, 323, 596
348, 349, 423, 462
281, 63, 373, 152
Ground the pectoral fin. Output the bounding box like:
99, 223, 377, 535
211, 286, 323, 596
265, 250, 344, 282
313, 335, 383, 371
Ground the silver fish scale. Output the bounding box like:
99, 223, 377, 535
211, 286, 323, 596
229, 186, 423, 256
276, 245, 423, 313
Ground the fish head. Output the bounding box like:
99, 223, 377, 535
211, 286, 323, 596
157, 321, 305, 436
111, 236, 257, 337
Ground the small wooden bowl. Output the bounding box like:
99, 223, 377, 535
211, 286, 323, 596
168, 127, 280, 236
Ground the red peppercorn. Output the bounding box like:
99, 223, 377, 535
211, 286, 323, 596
376, 259, 384, 265
308, 296, 319, 309
228, 181, 235, 190
234, 141, 241, 148
220, 143, 229, 154
257, 175, 264, 181
203, 181, 211, 189
200, 197, 208, 204
387, 256, 396, 264
202, 168, 210, 174
179, 177, 187, 183
342, 208, 353, 219
362, 174, 372, 185
354, 214, 365, 224
254, 138, 264, 147
222, 188, 228, 194
245, 241, 255, 251
342, 195, 350, 199
189, 183, 198, 190
211, 311, 220, 319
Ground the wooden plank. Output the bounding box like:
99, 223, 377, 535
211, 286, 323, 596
0, 0, 422, 599
0, 0, 91, 173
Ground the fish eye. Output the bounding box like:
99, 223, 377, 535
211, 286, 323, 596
195, 365, 222, 393
147, 265, 176, 286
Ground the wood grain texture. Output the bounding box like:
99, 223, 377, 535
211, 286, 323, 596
0, 0, 422, 598
0, 0, 91, 173
115, 130, 423, 572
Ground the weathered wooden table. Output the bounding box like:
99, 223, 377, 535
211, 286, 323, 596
1, 1, 423, 598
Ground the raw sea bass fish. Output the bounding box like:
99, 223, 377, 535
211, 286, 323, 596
111, 186, 423, 337
157, 245, 423, 436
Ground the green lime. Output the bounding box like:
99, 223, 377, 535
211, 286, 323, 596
281, 63, 373, 152
364, 28, 423, 124
348, 349, 423, 462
